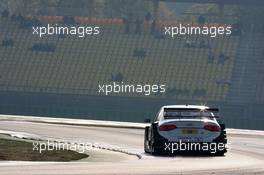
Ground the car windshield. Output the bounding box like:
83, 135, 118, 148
163, 111, 215, 119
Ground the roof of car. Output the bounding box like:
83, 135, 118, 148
162, 105, 209, 110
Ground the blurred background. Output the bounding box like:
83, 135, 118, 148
0, 0, 263, 129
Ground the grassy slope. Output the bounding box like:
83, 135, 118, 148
0, 138, 88, 161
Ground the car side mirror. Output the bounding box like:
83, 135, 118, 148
144, 118, 151, 123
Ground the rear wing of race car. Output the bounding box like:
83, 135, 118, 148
163, 107, 220, 118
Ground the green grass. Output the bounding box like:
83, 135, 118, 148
0, 138, 88, 161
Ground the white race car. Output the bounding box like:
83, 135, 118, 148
144, 105, 227, 156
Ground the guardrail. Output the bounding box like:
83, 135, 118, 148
1, 114, 264, 135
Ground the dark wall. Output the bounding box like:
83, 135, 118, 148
0, 91, 263, 130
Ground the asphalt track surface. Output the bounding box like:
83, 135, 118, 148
0, 120, 264, 175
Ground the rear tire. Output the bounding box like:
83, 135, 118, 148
219, 124, 227, 144
214, 123, 227, 156
151, 146, 163, 155
150, 123, 166, 155
214, 150, 226, 156
144, 126, 150, 153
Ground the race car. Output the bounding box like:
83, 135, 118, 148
144, 105, 227, 156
